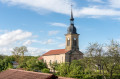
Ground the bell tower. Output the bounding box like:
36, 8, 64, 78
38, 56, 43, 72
65, 5, 79, 51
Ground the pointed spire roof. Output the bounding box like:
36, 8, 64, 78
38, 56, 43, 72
67, 5, 77, 34
70, 5, 74, 21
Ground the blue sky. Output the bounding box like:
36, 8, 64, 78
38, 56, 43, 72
0, 0, 120, 56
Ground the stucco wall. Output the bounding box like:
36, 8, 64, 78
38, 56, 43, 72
43, 54, 65, 68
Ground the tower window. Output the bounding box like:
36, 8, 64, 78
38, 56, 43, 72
67, 38, 70, 46
73, 38, 77, 46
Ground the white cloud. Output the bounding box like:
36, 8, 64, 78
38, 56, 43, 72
27, 47, 50, 56
23, 39, 56, 46
0, 29, 56, 56
41, 39, 55, 44
48, 30, 59, 36
58, 43, 65, 48
0, 0, 73, 15
50, 22, 68, 27
1, 0, 120, 18
76, 7, 120, 17
0, 47, 13, 55
87, 0, 104, 3
0, 29, 32, 46
109, 0, 120, 8
0, 46, 50, 56
23, 40, 34, 46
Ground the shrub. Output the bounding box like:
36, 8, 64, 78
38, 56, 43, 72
41, 68, 50, 73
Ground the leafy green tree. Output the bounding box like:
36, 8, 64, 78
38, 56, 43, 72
0, 56, 14, 72
50, 62, 58, 73
86, 43, 103, 74
68, 60, 84, 78
56, 63, 70, 76
12, 46, 28, 63
18, 57, 47, 72
0, 55, 4, 60
8, 63, 13, 69
103, 40, 120, 79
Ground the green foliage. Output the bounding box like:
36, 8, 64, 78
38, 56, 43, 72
0, 40, 120, 79
12, 46, 28, 63
0, 55, 46, 73
41, 68, 50, 73
0, 56, 14, 72
50, 62, 58, 73
56, 63, 69, 76
18, 57, 47, 72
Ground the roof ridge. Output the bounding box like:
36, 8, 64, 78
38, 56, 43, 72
42, 49, 70, 56
8, 69, 52, 75
49, 49, 65, 51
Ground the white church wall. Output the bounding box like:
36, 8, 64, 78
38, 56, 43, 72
43, 54, 65, 68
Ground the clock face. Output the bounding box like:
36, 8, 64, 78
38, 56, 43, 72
74, 38, 76, 40
67, 38, 70, 40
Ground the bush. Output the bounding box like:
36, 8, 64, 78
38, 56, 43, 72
41, 68, 50, 73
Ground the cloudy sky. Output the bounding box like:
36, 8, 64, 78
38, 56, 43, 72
0, 0, 120, 56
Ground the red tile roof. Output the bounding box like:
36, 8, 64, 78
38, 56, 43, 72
38, 56, 43, 60
0, 69, 57, 79
42, 49, 70, 56
0, 69, 76, 79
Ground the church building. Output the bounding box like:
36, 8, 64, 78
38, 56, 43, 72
38, 8, 83, 65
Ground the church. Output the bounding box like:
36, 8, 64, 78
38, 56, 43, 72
38, 8, 83, 65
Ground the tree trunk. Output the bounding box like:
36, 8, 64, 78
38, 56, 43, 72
100, 65, 101, 74
110, 70, 113, 79
102, 66, 106, 79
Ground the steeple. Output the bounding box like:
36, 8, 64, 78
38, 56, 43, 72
65, 5, 79, 51
70, 5, 74, 22
67, 5, 77, 34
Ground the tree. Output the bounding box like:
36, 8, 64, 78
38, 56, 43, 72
18, 57, 47, 72
12, 46, 28, 63
56, 63, 70, 76
68, 60, 84, 77
0, 56, 14, 72
86, 43, 103, 74
50, 62, 58, 73
103, 40, 120, 79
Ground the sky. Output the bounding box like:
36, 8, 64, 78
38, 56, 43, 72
1, 0, 120, 56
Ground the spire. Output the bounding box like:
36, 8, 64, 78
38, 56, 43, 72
70, 5, 74, 21
67, 5, 77, 34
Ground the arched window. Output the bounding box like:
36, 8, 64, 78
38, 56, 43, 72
49, 60, 51, 65
62, 57, 63, 63
44, 60, 46, 63
67, 38, 70, 46
73, 38, 77, 46
56, 60, 57, 64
